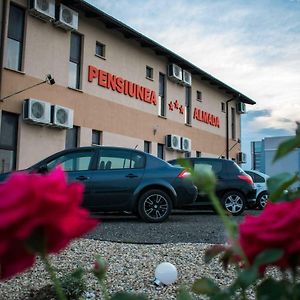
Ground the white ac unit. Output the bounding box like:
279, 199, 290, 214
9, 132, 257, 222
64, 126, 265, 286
51, 105, 74, 129
168, 64, 182, 82
23, 98, 51, 125
182, 70, 192, 86
181, 137, 192, 152
55, 4, 78, 31
237, 102, 246, 114
237, 152, 247, 163
165, 134, 181, 151
29, 0, 55, 22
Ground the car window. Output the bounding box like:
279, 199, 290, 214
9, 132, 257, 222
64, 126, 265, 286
98, 149, 145, 170
194, 160, 222, 174
194, 163, 213, 174
46, 151, 94, 171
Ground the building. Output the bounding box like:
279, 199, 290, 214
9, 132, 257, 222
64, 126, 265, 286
0, 0, 255, 174
251, 136, 300, 180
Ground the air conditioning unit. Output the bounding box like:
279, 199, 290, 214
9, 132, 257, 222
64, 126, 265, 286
181, 137, 192, 152
165, 134, 181, 151
182, 70, 192, 86
237, 152, 247, 163
55, 4, 78, 31
23, 98, 51, 125
237, 102, 246, 114
168, 64, 182, 82
51, 105, 74, 129
29, 0, 55, 22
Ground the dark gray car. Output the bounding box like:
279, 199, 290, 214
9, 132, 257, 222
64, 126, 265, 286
0, 146, 197, 223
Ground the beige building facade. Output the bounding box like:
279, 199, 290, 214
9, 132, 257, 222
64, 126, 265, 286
0, 0, 255, 173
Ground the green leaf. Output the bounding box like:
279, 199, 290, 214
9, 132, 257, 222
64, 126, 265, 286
235, 267, 258, 289
267, 173, 299, 202
292, 283, 300, 299
177, 287, 196, 300
192, 278, 220, 295
253, 249, 283, 267
204, 245, 227, 264
256, 278, 289, 300
273, 134, 300, 162
110, 292, 148, 300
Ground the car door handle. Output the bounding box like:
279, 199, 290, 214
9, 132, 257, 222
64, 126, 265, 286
76, 175, 89, 181
126, 174, 138, 178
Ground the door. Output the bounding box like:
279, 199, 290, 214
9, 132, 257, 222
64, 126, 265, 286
88, 148, 145, 210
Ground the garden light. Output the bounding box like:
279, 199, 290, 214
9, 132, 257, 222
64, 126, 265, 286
153, 262, 178, 286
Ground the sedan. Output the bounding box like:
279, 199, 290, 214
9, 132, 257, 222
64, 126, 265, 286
0, 146, 197, 223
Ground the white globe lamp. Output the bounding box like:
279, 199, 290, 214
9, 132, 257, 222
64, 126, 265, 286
154, 262, 178, 286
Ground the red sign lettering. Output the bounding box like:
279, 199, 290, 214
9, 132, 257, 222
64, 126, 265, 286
193, 108, 220, 128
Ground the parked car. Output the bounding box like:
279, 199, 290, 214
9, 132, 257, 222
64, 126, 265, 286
0, 146, 198, 223
168, 157, 256, 216
244, 170, 269, 209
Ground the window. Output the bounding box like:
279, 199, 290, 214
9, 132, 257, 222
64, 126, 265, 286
185, 152, 191, 158
231, 107, 236, 140
221, 102, 226, 113
144, 141, 151, 153
157, 143, 164, 159
196, 151, 202, 157
146, 66, 153, 80
46, 150, 95, 172
185, 86, 192, 125
158, 73, 166, 117
95, 41, 105, 58
98, 149, 145, 170
92, 130, 101, 145
196, 91, 202, 102
69, 33, 82, 89
0, 112, 18, 173
6, 4, 25, 71
65, 126, 79, 149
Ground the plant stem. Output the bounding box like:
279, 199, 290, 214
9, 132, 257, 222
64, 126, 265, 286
99, 278, 110, 300
40, 254, 67, 300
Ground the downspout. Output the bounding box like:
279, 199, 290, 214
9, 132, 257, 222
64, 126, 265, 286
0, 0, 8, 100
225, 97, 235, 159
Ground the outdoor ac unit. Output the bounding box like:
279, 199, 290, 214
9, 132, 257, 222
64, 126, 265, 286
182, 70, 192, 86
29, 0, 55, 22
237, 152, 247, 163
51, 105, 74, 129
181, 137, 192, 152
165, 134, 181, 151
168, 64, 182, 82
236, 102, 246, 114
55, 4, 78, 31
23, 98, 51, 125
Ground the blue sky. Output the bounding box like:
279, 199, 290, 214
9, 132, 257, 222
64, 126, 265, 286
87, 0, 300, 168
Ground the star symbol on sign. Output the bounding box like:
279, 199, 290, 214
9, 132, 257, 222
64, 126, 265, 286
179, 105, 185, 114
168, 101, 174, 111
174, 100, 180, 109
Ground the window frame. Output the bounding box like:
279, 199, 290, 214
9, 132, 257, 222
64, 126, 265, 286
196, 90, 202, 102
69, 32, 83, 90
185, 86, 192, 125
158, 73, 166, 117
92, 130, 102, 145
95, 41, 106, 59
146, 65, 153, 80
65, 126, 79, 149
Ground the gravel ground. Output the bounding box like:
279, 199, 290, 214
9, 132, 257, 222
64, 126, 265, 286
0, 211, 261, 299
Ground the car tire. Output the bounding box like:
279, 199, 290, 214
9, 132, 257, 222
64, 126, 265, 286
138, 189, 172, 223
257, 192, 268, 210
221, 191, 246, 216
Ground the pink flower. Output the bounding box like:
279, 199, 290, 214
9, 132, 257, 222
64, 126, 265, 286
0, 167, 98, 280
238, 199, 300, 272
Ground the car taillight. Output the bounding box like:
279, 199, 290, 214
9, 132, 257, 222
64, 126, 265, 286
178, 170, 191, 178
238, 174, 254, 185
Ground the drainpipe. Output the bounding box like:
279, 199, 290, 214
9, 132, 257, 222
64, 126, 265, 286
225, 97, 235, 159
0, 0, 8, 101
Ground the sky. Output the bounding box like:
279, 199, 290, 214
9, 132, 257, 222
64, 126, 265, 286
87, 0, 300, 168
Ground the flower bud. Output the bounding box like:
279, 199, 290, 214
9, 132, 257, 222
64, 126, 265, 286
93, 257, 107, 281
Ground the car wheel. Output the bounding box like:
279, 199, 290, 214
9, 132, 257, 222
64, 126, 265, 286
221, 191, 245, 216
257, 192, 268, 210
138, 189, 172, 223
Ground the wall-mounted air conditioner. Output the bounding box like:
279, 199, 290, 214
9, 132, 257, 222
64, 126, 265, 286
29, 0, 55, 22
168, 64, 182, 83
237, 152, 247, 163
182, 70, 192, 86
237, 102, 246, 114
55, 4, 78, 31
51, 105, 74, 129
23, 98, 51, 125
165, 134, 181, 151
181, 137, 192, 152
